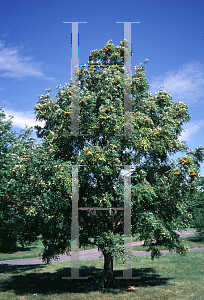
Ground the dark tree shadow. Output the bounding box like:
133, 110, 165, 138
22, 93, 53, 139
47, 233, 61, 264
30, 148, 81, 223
187, 236, 204, 243
3, 246, 35, 253
0, 241, 42, 254
0, 264, 172, 296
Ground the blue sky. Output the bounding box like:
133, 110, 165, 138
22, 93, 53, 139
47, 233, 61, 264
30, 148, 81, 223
0, 0, 204, 175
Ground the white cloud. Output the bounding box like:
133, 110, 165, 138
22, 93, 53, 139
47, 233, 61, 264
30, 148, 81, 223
0, 41, 52, 79
179, 120, 204, 143
149, 61, 204, 104
3, 108, 45, 129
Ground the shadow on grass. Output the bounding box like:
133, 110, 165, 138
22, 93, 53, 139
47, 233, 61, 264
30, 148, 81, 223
0, 264, 172, 295
187, 236, 204, 243
4, 246, 36, 253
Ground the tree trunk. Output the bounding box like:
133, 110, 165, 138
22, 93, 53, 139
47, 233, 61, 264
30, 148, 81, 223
104, 252, 113, 273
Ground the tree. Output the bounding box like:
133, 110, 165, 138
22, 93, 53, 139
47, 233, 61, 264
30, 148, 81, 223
0, 107, 72, 258
6, 40, 204, 283
0, 108, 18, 251
186, 175, 204, 240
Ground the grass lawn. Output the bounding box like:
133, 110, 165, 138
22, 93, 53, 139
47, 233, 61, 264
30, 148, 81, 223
0, 250, 204, 299
0, 239, 98, 261
132, 235, 204, 251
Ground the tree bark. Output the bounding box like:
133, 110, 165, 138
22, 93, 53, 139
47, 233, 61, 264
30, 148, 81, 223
104, 252, 113, 273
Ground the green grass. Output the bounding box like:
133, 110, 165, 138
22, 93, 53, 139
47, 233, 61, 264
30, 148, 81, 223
0, 239, 98, 261
183, 227, 197, 231
132, 235, 204, 251
0, 239, 44, 261
0, 250, 204, 299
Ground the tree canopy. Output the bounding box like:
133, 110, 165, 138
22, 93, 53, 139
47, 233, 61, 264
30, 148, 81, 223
33, 39, 204, 270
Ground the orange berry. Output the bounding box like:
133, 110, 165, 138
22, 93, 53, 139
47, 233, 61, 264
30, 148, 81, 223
86, 151, 93, 156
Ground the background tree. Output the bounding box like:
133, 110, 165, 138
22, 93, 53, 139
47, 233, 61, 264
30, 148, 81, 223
0, 108, 72, 259
0, 108, 18, 252
186, 175, 204, 240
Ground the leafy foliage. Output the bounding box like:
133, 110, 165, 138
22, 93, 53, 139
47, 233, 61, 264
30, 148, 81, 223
0, 108, 72, 259
90, 269, 119, 288
0, 109, 19, 252
186, 176, 204, 240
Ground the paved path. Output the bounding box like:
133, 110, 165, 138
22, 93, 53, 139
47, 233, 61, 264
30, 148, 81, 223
0, 230, 203, 266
